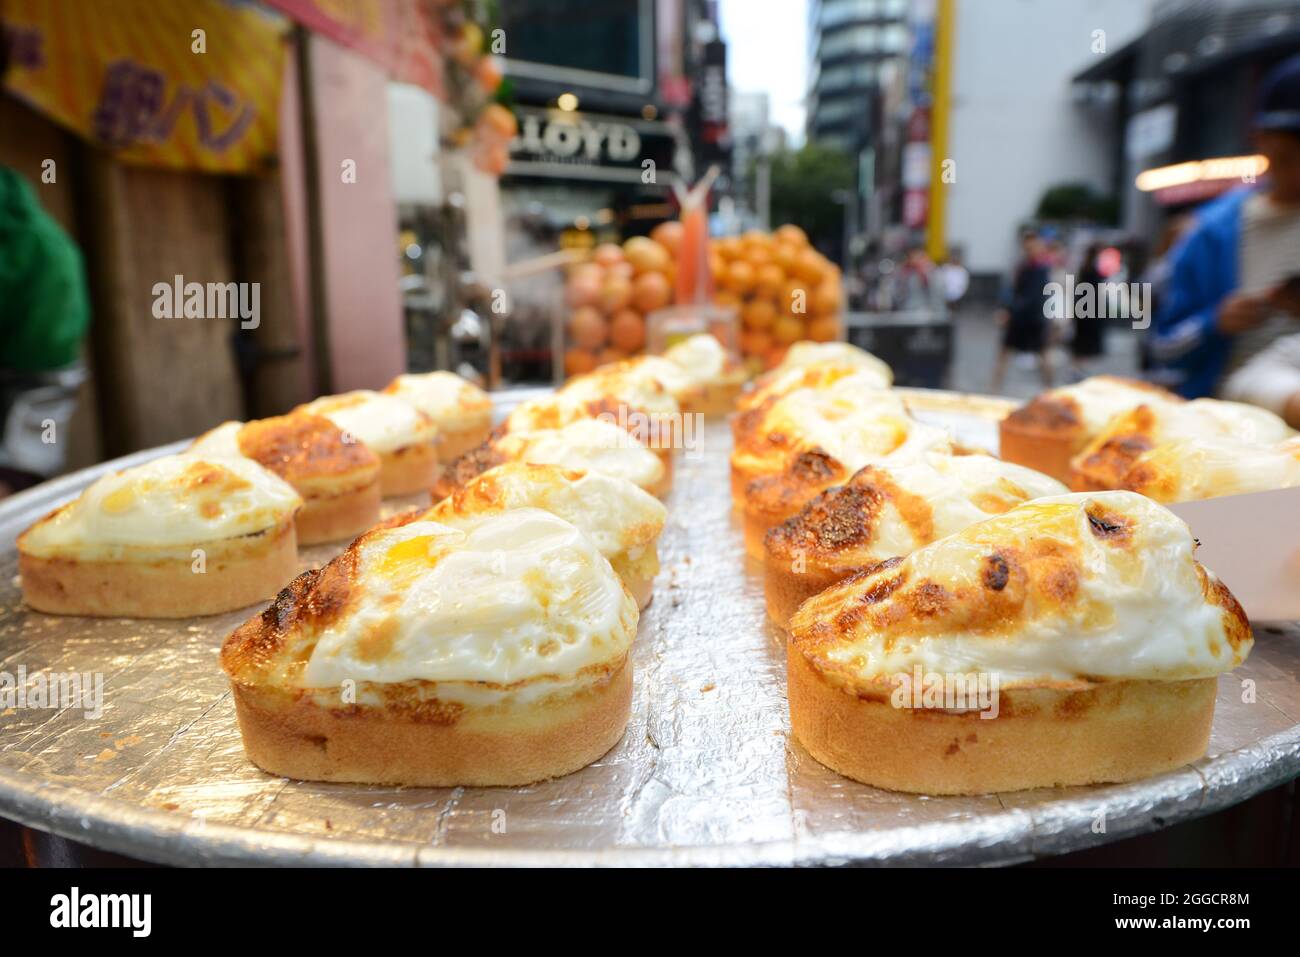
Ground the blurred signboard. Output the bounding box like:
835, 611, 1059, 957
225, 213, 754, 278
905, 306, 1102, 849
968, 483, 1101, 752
1, 0, 286, 173
263, 0, 444, 97
506, 106, 677, 185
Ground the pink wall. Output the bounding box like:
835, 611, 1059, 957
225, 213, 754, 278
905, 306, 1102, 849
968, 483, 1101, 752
306, 33, 406, 392
277, 33, 318, 398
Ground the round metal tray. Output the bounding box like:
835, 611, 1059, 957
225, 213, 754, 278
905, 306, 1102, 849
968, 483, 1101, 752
0, 389, 1297, 866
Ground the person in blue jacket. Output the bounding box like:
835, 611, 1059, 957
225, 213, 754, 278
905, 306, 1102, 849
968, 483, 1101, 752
1147, 54, 1300, 397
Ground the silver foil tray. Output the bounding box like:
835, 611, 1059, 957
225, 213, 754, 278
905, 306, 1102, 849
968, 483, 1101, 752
0, 390, 1297, 866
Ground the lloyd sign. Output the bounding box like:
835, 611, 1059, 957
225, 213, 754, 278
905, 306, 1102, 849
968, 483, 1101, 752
508, 107, 657, 182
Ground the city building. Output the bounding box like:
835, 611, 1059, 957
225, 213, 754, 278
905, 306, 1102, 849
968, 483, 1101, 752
805, 0, 912, 266
941, 0, 1154, 291
807, 0, 911, 153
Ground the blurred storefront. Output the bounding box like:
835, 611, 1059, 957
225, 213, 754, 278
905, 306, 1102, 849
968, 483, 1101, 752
0, 0, 506, 462
1074, 0, 1300, 248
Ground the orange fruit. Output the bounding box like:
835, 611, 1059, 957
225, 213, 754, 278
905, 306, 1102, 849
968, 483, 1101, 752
476, 57, 504, 94
566, 271, 602, 309
599, 346, 629, 365
772, 315, 804, 345
722, 260, 756, 295
713, 236, 743, 260
623, 236, 672, 274
741, 298, 777, 331
650, 221, 684, 256
772, 242, 799, 275
709, 253, 726, 282
780, 280, 811, 316
793, 249, 826, 285
775, 224, 808, 246
714, 290, 742, 311
632, 271, 672, 313
743, 244, 773, 270
807, 316, 841, 342
568, 306, 608, 349
564, 347, 599, 377
478, 102, 516, 139
609, 309, 646, 352
812, 279, 843, 316
592, 243, 625, 267
755, 263, 785, 298
740, 329, 773, 357
597, 276, 633, 314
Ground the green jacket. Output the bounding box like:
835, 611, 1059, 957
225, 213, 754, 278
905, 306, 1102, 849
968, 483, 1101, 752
0, 167, 90, 371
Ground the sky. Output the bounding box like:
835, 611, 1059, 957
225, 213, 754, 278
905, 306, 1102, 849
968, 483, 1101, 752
717, 0, 808, 144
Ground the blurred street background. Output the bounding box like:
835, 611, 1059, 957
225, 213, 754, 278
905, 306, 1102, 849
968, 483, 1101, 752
2, 0, 1299, 479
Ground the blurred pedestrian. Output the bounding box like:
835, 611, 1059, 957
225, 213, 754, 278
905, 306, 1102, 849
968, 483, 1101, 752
1148, 54, 1300, 398
936, 248, 970, 313
992, 231, 1053, 391
896, 244, 941, 312
1067, 243, 1107, 380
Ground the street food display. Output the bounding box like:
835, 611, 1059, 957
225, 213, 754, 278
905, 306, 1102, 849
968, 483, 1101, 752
3, 354, 1300, 864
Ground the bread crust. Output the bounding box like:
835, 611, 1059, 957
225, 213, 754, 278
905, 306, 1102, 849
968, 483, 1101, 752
764, 561, 853, 629
437, 423, 493, 462
377, 443, 441, 497
228, 653, 631, 787
998, 417, 1081, 486
680, 379, 745, 417
786, 639, 1217, 794
295, 478, 383, 545
19, 518, 299, 618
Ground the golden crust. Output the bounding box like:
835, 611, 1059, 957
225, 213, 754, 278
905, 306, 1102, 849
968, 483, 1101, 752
1068, 405, 1161, 492
430, 440, 512, 500
436, 423, 494, 462
228, 656, 631, 787
19, 518, 299, 618
739, 449, 851, 557
786, 639, 1217, 794
377, 442, 441, 497
1000, 378, 1178, 484
294, 478, 383, 545
432, 433, 673, 502
233, 413, 380, 492
789, 503, 1251, 679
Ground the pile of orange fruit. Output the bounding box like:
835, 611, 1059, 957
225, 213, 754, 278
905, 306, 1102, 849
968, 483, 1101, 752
562, 222, 842, 376
563, 223, 680, 377
711, 224, 843, 370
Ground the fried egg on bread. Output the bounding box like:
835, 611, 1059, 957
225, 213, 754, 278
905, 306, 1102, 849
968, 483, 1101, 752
730, 373, 950, 504
661, 333, 747, 415
434, 417, 670, 500
296, 390, 439, 497
191, 413, 381, 545
1070, 399, 1294, 494
763, 453, 1067, 626
383, 371, 492, 462
426, 462, 667, 608
19, 453, 302, 617
999, 376, 1182, 483
787, 491, 1251, 794
221, 508, 637, 786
